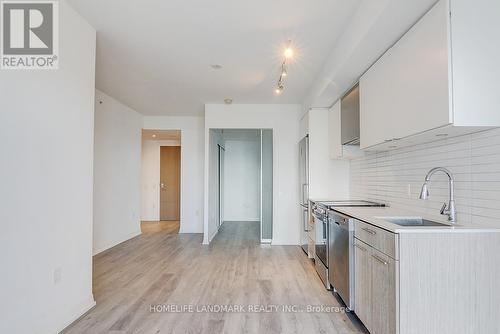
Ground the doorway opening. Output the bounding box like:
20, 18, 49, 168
208, 129, 273, 243
140, 130, 181, 234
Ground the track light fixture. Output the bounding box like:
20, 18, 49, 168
275, 40, 293, 95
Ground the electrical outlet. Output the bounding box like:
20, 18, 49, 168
54, 267, 62, 284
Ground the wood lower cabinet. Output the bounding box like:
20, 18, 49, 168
352, 219, 500, 334
354, 240, 371, 327
354, 238, 398, 334
370, 249, 397, 334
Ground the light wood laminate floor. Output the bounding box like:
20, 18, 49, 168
141, 221, 180, 234
63, 222, 368, 334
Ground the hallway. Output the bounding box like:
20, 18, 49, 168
64, 222, 367, 334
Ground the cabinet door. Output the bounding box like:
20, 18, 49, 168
354, 239, 372, 330
359, 48, 396, 149
360, 0, 451, 149
370, 249, 397, 334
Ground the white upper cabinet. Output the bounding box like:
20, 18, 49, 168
360, 0, 500, 150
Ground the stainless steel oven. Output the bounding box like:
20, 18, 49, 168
312, 200, 385, 294
312, 202, 330, 290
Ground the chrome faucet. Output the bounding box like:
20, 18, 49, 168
419, 167, 457, 223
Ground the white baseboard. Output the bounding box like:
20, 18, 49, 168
261, 239, 272, 244
56, 295, 96, 333
93, 229, 142, 256
207, 228, 218, 244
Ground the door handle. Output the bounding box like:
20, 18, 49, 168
354, 243, 367, 252
362, 227, 376, 235
372, 254, 388, 265
302, 209, 308, 232
301, 184, 308, 205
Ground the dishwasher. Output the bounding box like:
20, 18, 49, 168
328, 210, 355, 310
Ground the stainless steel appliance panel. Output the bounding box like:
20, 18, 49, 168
312, 203, 331, 290
340, 85, 360, 145
300, 205, 309, 254
298, 136, 309, 255
315, 255, 329, 290
299, 136, 309, 206
313, 206, 328, 267
328, 212, 354, 310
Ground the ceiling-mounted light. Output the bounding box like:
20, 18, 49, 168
274, 40, 294, 96
281, 64, 287, 77
284, 39, 294, 59
224, 98, 233, 105
275, 83, 284, 95
152, 134, 157, 138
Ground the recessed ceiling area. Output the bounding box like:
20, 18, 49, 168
67, 0, 363, 116
142, 129, 181, 141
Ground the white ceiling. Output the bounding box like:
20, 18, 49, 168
67, 0, 362, 116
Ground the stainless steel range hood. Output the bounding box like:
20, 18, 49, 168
340, 85, 360, 145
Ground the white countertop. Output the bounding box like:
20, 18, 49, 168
330, 206, 500, 233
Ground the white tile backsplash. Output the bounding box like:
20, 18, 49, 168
350, 128, 500, 227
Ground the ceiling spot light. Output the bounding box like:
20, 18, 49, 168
152, 134, 157, 138
224, 98, 233, 105
281, 64, 288, 77
274, 40, 294, 95
210, 64, 222, 70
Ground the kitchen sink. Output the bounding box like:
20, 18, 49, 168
376, 217, 451, 227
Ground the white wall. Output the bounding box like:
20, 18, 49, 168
0, 2, 96, 333
308, 108, 351, 200
204, 104, 302, 245
141, 139, 181, 221
223, 133, 261, 222
143, 116, 205, 233
93, 90, 143, 255
351, 128, 500, 228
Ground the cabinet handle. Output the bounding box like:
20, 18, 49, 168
354, 243, 367, 252
384, 139, 393, 142
362, 227, 376, 235
372, 254, 388, 265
